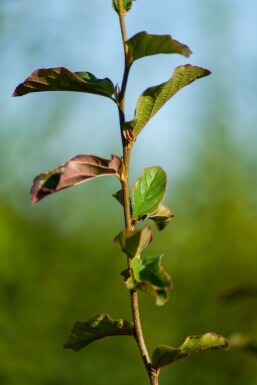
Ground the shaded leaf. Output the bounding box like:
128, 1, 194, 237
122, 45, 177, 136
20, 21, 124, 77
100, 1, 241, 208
132, 167, 167, 220
114, 225, 153, 258
13, 67, 115, 99
228, 333, 257, 355
125, 64, 211, 137
31, 154, 122, 204
112, 189, 124, 207
127, 255, 172, 306
126, 32, 191, 64
149, 204, 175, 231
112, 189, 133, 215
112, 0, 136, 15
63, 314, 134, 352
152, 332, 229, 368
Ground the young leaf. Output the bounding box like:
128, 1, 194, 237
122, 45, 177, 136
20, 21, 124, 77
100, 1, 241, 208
126, 32, 192, 64
128, 255, 173, 306
114, 225, 153, 258
13, 67, 115, 100
152, 332, 229, 368
114, 189, 174, 230
63, 314, 134, 352
31, 154, 122, 204
149, 204, 175, 231
124, 64, 211, 137
112, 0, 136, 15
132, 167, 167, 220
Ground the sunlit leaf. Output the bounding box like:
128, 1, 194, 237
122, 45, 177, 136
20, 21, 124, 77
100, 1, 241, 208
124, 65, 211, 137
149, 204, 175, 231
114, 225, 153, 258
63, 314, 134, 352
152, 332, 229, 368
13, 67, 115, 99
132, 167, 167, 220
126, 255, 172, 306
112, 0, 136, 15
113, 189, 173, 230
126, 32, 191, 64
31, 154, 122, 204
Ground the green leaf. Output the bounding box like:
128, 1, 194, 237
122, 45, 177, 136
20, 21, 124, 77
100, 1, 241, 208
114, 225, 153, 258
126, 32, 192, 64
128, 255, 173, 306
149, 204, 175, 231
112, 189, 124, 207
113, 190, 174, 230
125, 64, 211, 137
132, 167, 167, 220
112, 189, 134, 218
13, 67, 115, 99
31, 154, 122, 204
152, 332, 229, 368
112, 0, 136, 15
63, 314, 134, 352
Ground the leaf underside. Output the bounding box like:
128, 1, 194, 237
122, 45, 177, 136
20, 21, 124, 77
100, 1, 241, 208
63, 314, 134, 352
132, 167, 167, 220
13, 67, 115, 99
114, 225, 153, 258
148, 204, 175, 231
125, 64, 211, 137
31, 154, 122, 204
126, 31, 192, 63
152, 332, 229, 368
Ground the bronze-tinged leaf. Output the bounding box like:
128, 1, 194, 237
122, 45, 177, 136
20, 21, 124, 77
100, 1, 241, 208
13, 67, 115, 99
31, 154, 122, 204
114, 225, 153, 258
149, 204, 175, 231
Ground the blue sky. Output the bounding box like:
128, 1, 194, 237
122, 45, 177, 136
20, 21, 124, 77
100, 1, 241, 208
1, 0, 257, 198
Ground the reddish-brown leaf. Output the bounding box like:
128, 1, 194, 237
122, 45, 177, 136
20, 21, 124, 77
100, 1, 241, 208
13, 67, 115, 99
31, 154, 122, 204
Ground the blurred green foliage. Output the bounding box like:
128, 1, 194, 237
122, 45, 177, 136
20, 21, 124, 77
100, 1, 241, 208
1, 2, 257, 384
1, 115, 256, 385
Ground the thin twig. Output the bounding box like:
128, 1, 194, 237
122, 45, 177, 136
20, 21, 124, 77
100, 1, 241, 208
116, 1, 159, 384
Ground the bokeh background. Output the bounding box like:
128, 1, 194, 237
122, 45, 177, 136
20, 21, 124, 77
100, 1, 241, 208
1, 1, 257, 384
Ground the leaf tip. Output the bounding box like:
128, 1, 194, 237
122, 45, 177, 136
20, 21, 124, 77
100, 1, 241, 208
12, 89, 18, 97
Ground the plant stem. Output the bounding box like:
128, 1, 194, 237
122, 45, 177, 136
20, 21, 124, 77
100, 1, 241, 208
116, 1, 159, 384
